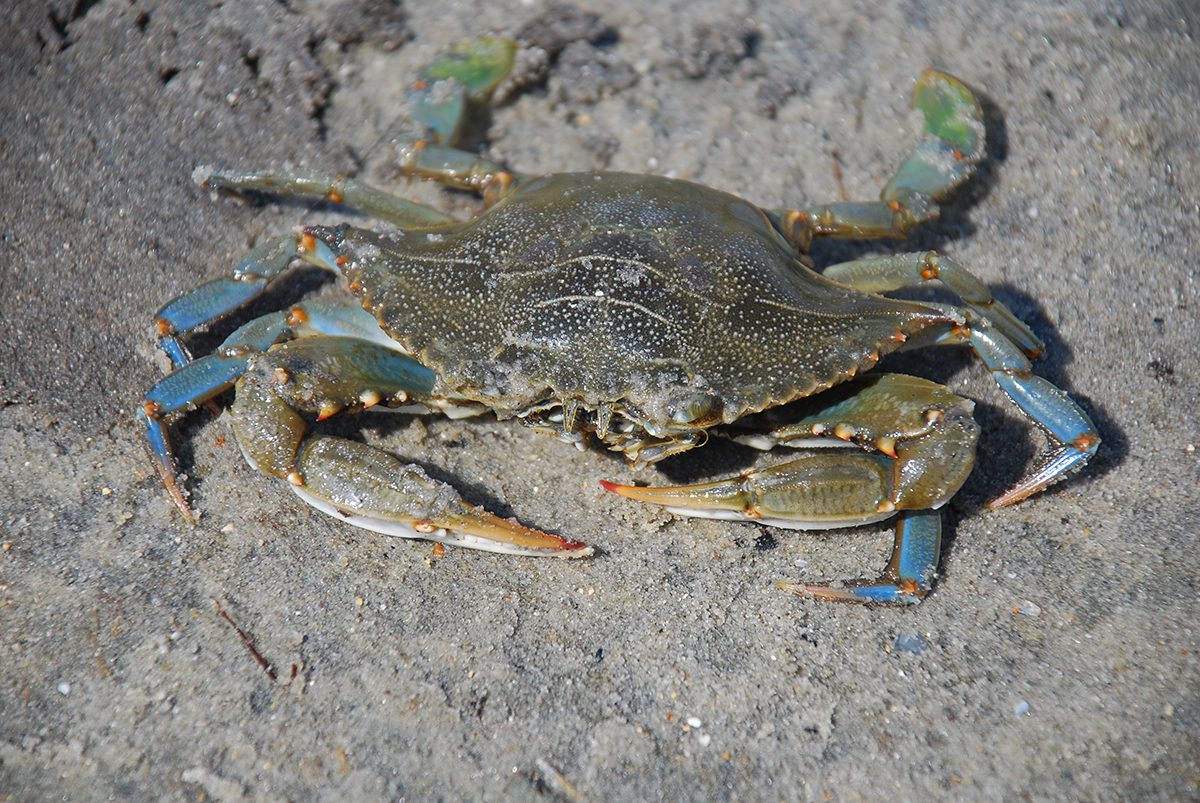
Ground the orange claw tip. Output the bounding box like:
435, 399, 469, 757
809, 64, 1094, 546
553, 535, 594, 554
598, 479, 663, 504
450, 504, 593, 556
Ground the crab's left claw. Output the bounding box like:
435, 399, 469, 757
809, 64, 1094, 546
290, 436, 593, 558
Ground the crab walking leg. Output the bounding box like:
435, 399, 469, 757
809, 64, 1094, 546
152, 234, 303, 368
779, 511, 943, 604
397, 37, 524, 203
141, 298, 417, 515
911, 314, 1100, 508
773, 70, 985, 248
603, 374, 981, 603
150, 221, 382, 369
197, 168, 457, 230
822, 252, 1045, 359
231, 337, 590, 557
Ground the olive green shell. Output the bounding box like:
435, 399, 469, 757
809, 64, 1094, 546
328, 172, 950, 427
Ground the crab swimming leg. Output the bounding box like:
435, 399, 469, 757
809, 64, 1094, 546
397, 36, 524, 204
603, 374, 981, 603
773, 69, 985, 249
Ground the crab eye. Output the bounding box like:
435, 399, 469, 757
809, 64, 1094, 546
670, 392, 719, 424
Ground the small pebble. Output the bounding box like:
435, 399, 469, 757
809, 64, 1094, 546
686, 716, 702, 729
57, 682, 71, 696
1018, 601, 1042, 617
1014, 700, 1030, 717
893, 632, 927, 655
697, 733, 712, 747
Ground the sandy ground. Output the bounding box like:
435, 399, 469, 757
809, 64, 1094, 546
2, 0, 1197, 799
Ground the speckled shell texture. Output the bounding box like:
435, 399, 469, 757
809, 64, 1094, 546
339, 172, 949, 424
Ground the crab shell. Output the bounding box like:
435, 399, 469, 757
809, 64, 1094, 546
314, 171, 951, 460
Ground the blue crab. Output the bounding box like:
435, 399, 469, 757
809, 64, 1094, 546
138, 37, 1098, 603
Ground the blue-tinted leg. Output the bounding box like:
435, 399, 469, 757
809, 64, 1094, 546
778, 510, 942, 605
152, 235, 301, 369
138, 299, 406, 522
913, 311, 1100, 507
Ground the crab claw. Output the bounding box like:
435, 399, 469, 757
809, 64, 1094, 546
439, 504, 593, 557
599, 477, 759, 520
602, 466, 943, 606
290, 436, 592, 558
599, 454, 898, 531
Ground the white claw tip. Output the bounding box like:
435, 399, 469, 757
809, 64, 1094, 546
192, 164, 215, 188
